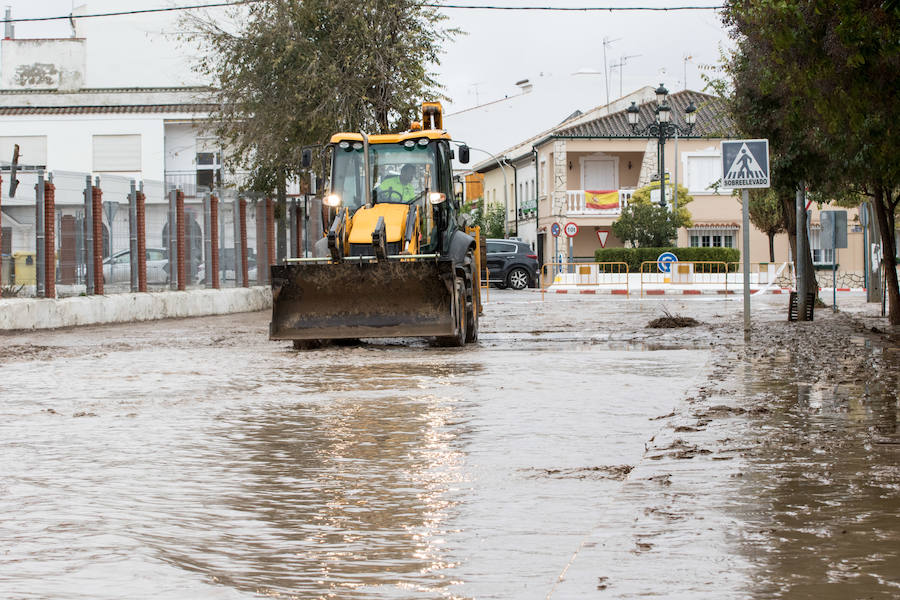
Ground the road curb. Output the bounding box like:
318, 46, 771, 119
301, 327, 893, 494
0, 286, 272, 331
530, 287, 794, 296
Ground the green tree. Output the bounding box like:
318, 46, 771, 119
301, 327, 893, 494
459, 197, 486, 233
184, 0, 455, 189
484, 202, 506, 239
742, 189, 785, 262
613, 181, 693, 247
720, 0, 900, 323
709, 38, 823, 310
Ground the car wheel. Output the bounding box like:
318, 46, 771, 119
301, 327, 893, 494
507, 267, 529, 290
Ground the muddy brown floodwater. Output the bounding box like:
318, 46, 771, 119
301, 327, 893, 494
1, 291, 897, 599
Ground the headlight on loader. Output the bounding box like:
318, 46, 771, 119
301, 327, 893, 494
324, 194, 342, 207
429, 192, 446, 205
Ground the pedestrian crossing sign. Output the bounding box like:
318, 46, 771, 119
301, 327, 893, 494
721, 139, 770, 188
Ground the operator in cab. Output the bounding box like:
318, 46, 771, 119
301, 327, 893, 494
377, 164, 420, 203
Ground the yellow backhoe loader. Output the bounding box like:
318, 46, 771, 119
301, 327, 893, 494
270, 102, 482, 348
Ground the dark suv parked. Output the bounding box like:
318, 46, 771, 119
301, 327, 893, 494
485, 239, 539, 290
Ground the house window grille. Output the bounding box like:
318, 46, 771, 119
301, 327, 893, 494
689, 229, 735, 248
809, 229, 834, 264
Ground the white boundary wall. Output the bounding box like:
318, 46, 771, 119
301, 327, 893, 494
0, 286, 271, 331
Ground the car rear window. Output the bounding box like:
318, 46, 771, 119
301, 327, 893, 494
487, 242, 517, 253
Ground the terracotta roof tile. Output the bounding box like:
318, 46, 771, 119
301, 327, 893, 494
0, 104, 215, 115
557, 90, 733, 139
691, 222, 741, 229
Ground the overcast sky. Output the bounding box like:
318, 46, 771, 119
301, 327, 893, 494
3, 0, 732, 153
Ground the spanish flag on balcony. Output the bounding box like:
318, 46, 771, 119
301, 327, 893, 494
585, 190, 619, 210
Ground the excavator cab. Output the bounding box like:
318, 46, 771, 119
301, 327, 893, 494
270, 102, 481, 347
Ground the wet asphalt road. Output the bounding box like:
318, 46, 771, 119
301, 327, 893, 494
1, 290, 897, 599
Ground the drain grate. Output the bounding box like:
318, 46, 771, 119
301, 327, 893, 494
788, 291, 815, 321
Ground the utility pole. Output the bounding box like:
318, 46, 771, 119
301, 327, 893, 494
462, 144, 510, 237
796, 184, 809, 319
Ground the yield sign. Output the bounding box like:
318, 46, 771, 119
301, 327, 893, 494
596, 230, 609, 248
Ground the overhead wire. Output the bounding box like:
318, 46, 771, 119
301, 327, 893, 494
1, 2, 724, 24
0, 1, 257, 23
431, 3, 722, 9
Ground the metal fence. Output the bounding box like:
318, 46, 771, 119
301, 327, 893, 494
541, 262, 630, 294
0, 171, 324, 299
640, 260, 732, 296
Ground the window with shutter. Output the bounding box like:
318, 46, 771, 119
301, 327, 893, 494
686, 155, 725, 194
0, 136, 48, 166
93, 134, 141, 172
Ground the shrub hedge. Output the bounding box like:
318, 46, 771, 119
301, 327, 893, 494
593, 247, 741, 272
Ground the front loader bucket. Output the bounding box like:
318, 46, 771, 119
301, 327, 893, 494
270, 259, 456, 341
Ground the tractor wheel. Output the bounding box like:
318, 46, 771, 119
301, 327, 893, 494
293, 339, 325, 350
437, 276, 467, 347
465, 252, 478, 343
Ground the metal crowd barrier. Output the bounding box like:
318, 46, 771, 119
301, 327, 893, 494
726, 261, 793, 288
639, 260, 731, 297
541, 261, 630, 295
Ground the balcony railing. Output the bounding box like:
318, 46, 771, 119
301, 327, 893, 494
164, 171, 214, 199
164, 169, 252, 200
565, 189, 635, 216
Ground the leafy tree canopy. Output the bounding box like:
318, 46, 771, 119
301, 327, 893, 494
630, 180, 693, 229
614, 181, 693, 248
743, 189, 784, 238
184, 0, 456, 191
612, 202, 677, 248
739, 188, 785, 261
719, 0, 900, 323
483, 202, 506, 239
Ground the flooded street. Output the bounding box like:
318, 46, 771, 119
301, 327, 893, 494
1, 291, 897, 598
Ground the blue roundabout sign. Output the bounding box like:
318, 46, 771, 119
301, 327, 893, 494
657, 251, 678, 273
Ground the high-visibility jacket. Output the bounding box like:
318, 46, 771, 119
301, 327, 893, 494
378, 177, 417, 203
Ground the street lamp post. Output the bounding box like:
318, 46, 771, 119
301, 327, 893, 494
625, 83, 698, 209
458, 144, 510, 238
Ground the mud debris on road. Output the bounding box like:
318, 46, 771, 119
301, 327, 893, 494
1, 291, 897, 599
646, 308, 702, 329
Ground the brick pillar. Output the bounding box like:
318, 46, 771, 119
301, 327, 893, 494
255, 202, 265, 281
59, 216, 76, 284
176, 189, 186, 291
136, 190, 147, 292
209, 195, 220, 289
92, 186, 104, 295
239, 198, 249, 287
0, 176, 3, 281
265, 197, 275, 284
43, 181, 56, 298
